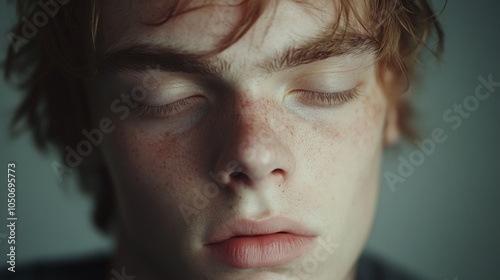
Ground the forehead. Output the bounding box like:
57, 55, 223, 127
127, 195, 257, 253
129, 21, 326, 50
96, 0, 376, 82
99, 0, 364, 53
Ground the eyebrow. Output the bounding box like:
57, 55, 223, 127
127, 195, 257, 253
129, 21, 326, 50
94, 31, 378, 78
94, 45, 229, 78
262, 31, 378, 72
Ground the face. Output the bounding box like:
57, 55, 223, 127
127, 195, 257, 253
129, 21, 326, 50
89, 0, 399, 279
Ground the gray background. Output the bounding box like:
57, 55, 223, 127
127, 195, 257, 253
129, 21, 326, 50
1, 1, 499, 279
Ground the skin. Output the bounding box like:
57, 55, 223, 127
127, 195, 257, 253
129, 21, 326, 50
88, 0, 401, 279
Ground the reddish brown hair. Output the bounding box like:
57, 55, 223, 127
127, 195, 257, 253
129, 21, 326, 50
3, 0, 444, 233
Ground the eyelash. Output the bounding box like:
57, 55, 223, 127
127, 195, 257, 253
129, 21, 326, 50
133, 88, 359, 118
294, 88, 360, 106
133, 97, 201, 118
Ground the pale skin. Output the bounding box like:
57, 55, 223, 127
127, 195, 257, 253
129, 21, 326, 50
88, 0, 401, 279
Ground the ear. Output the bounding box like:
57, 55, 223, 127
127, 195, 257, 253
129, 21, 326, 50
384, 102, 401, 147
378, 67, 403, 147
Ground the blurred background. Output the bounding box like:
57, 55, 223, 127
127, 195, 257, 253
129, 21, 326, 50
1, 0, 499, 279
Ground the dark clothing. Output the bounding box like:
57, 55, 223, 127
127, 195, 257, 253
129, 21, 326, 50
356, 253, 423, 280
1, 254, 110, 280
1, 252, 423, 279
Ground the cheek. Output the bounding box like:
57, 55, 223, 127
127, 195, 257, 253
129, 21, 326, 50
283, 85, 386, 276
306, 89, 386, 168
351, 88, 387, 148
299, 81, 387, 212
343, 85, 387, 190
102, 124, 190, 193
99, 121, 209, 232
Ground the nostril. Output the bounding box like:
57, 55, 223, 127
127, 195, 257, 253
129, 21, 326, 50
230, 172, 245, 180
271, 168, 285, 177
229, 171, 252, 185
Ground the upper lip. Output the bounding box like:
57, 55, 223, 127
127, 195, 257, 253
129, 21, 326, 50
204, 216, 317, 245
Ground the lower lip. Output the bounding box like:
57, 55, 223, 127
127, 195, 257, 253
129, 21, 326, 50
206, 233, 315, 268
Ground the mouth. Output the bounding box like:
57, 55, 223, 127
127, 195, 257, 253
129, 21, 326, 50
204, 216, 317, 269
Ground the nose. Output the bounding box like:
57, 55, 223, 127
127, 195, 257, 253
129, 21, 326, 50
213, 98, 295, 190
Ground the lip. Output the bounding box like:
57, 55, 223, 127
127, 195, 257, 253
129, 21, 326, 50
204, 216, 317, 268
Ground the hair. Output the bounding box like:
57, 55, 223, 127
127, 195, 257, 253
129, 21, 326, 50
3, 0, 444, 233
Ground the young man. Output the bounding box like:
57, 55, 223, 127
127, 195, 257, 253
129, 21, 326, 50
3, 0, 443, 279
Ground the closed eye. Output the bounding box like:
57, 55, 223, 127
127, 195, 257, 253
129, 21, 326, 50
133, 96, 205, 118
293, 88, 360, 107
